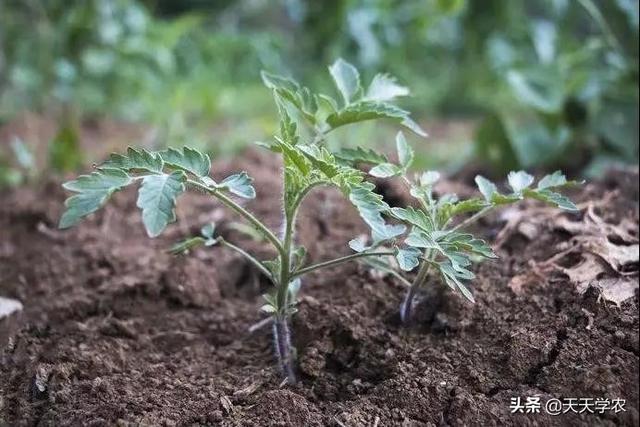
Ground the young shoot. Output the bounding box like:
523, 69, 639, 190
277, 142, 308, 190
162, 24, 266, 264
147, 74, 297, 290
59, 59, 426, 384
342, 132, 582, 323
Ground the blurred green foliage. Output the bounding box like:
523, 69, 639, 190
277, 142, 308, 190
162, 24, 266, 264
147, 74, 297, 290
0, 0, 637, 179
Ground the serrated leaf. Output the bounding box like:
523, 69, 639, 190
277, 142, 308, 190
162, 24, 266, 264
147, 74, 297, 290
390, 207, 435, 232
102, 147, 164, 173
160, 147, 211, 177
396, 132, 414, 168
365, 73, 410, 102
405, 229, 442, 251
261, 71, 300, 93
369, 163, 401, 178
475, 175, 498, 201
220, 172, 256, 199
298, 145, 340, 179
524, 188, 579, 211
261, 71, 316, 123
62, 168, 131, 193
349, 237, 369, 253
537, 170, 566, 189
440, 262, 475, 303
329, 58, 361, 104
59, 168, 132, 229
137, 171, 186, 237
275, 137, 311, 176
442, 233, 497, 259
349, 183, 406, 242
334, 147, 388, 165
507, 170, 534, 192
315, 94, 339, 123
326, 101, 427, 136
536, 170, 583, 190
395, 247, 421, 271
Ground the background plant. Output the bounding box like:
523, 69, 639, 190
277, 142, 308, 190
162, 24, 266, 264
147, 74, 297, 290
59, 59, 425, 383
339, 134, 581, 322
1, 0, 636, 177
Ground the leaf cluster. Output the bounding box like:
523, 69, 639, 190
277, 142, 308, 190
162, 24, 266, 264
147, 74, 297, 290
60, 146, 255, 237
341, 132, 582, 302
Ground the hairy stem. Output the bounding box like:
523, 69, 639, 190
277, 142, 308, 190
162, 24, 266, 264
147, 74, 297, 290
292, 251, 396, 279
273, 316, 296, 384
450, 206, 493, 233
218, 238, 273, 279
401, 258, 431, 324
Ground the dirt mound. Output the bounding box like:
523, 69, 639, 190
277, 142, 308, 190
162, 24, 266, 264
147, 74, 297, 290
1, 151, 638, 426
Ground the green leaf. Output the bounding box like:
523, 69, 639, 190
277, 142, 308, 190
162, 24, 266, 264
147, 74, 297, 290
507, 170, 534, 192
439, 262, 475, 303
524, 188, 579, 211
220, 172, 256, 199
315, 94, 339, 123
475, 175, 520, 205
348, 237, 369, 253
334, 147, 388, 165
159, 147, 211, 177
326, 101, 427, 136
261, 71, 299, 94
442, 233, 497, 258
136, 171, 186, 237
349, 182, 406, 242
405, 229, 442, 251
475, 175, 498, 201
200, 223, 216, 239
369, 163, 401, 178
390, 207, 435, 232
288, 278, 302, 300
59, 168, 132, 229
102, 147, 164, 173
274, 137, 311, 176
328, 58, 361, 104
297, 145, 340, 179
365, 73, 409, 102
395, 247, 421, 271
396, 132, 414, 168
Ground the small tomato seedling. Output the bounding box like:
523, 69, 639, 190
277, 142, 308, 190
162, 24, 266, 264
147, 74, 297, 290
59, 59, 426, 384
343, 133, 582, 323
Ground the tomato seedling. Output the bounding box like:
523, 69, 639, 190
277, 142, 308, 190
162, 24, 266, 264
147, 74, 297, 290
59, 59, 425, 383
344, 132, 582, 322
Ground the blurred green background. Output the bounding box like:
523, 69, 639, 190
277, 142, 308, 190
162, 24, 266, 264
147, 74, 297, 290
0, 0, 638, 187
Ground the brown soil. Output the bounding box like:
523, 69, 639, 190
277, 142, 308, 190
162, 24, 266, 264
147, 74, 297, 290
0, 150, 638, 426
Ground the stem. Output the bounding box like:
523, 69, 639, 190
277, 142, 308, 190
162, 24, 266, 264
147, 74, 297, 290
188, 179, 284, 256
450, 206, 493, 233
218, 238, 273, 279
401, 256, 431, 324
292, 251, 395, 279
273, 316, 296, 384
